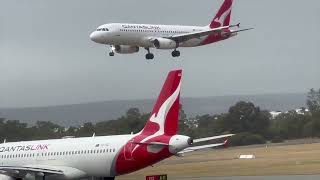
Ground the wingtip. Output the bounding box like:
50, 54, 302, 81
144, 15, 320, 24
223, 139, 230, 148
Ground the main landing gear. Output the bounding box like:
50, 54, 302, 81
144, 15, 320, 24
145, 48, 154, 60
145, 48, 180, 60
171, 49, 180, 57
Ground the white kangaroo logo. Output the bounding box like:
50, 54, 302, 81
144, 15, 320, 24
131, 82, 181, 153
214, 6, 232, 27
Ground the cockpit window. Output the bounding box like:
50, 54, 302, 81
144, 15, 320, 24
96, 28, 109, 32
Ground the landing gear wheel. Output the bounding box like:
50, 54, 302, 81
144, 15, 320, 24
172, 50, 180, 57
109, 52, 115, 56
145, 53, 154, 60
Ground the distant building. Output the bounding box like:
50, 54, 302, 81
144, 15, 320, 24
295, 107, 309, 115
270, 111, 282, 119
269, 107, 310, 119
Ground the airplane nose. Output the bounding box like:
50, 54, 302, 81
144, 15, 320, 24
90, 32, 100, 43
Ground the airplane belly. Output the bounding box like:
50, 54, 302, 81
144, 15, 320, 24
76, 155, 111, 176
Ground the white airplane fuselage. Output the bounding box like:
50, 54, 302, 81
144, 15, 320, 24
0, 135, 133, 179
90, 23, 211, 48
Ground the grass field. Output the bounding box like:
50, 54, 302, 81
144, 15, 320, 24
120, 142, 320, 180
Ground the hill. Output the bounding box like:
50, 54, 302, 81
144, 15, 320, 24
0, 93, 306, 126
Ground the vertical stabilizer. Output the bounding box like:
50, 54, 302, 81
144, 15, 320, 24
141, 70, 182, 136
209, 0, 233, 28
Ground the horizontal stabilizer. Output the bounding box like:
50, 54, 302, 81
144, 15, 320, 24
226, 28, 254, 35
193, 134, 234, 143
178, 139, 228, 155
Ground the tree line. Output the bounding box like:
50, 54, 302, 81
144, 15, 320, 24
1, 89, 320, 146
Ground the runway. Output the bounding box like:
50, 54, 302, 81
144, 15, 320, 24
176, 175, 320, 180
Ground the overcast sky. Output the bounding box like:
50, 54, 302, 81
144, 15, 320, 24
1, 0, 319, 108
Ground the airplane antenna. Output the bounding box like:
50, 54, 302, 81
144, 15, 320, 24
92, 133, 95, 137
3, 139, 6, 144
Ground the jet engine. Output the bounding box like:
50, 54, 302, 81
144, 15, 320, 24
168, 135, 193, 154
0, 174, 15, 180
113, 45, 139, 54
153, 38, 177, 49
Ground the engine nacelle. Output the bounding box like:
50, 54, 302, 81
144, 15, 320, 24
114, 45, 139, 54
0, 174, 15, 180
153, 38, 177, 49
169, 135, 193, 154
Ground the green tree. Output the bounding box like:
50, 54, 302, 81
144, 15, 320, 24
126, 107, 141, 119
222, 101, 270, 135
178, 104, 189, 134
270, 111, 311, 139
229, 132, 266, 146
77, 122, 95, 137
307, 88, 320, 113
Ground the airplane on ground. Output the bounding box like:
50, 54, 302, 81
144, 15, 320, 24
89, 0, 252, 60
0, 70, 234, 180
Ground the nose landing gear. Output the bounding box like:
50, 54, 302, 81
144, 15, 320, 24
145, 48, 154, 60
109, 45, 115, 56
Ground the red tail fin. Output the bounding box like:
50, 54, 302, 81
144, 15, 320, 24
141, 70, 182, 136
209, 0, 233, 28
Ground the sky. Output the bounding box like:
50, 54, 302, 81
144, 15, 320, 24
1, 0, 319, 108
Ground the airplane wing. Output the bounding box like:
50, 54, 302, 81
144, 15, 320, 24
0, 165, 86, 179
177, 134, 235, 156
166, 24, 252, 43
177, 139, 229, 156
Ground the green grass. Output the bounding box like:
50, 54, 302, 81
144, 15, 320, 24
119, 143, 320, 180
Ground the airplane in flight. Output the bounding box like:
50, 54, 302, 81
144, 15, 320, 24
0, 70, 234, 180
89, 0, 252, 60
